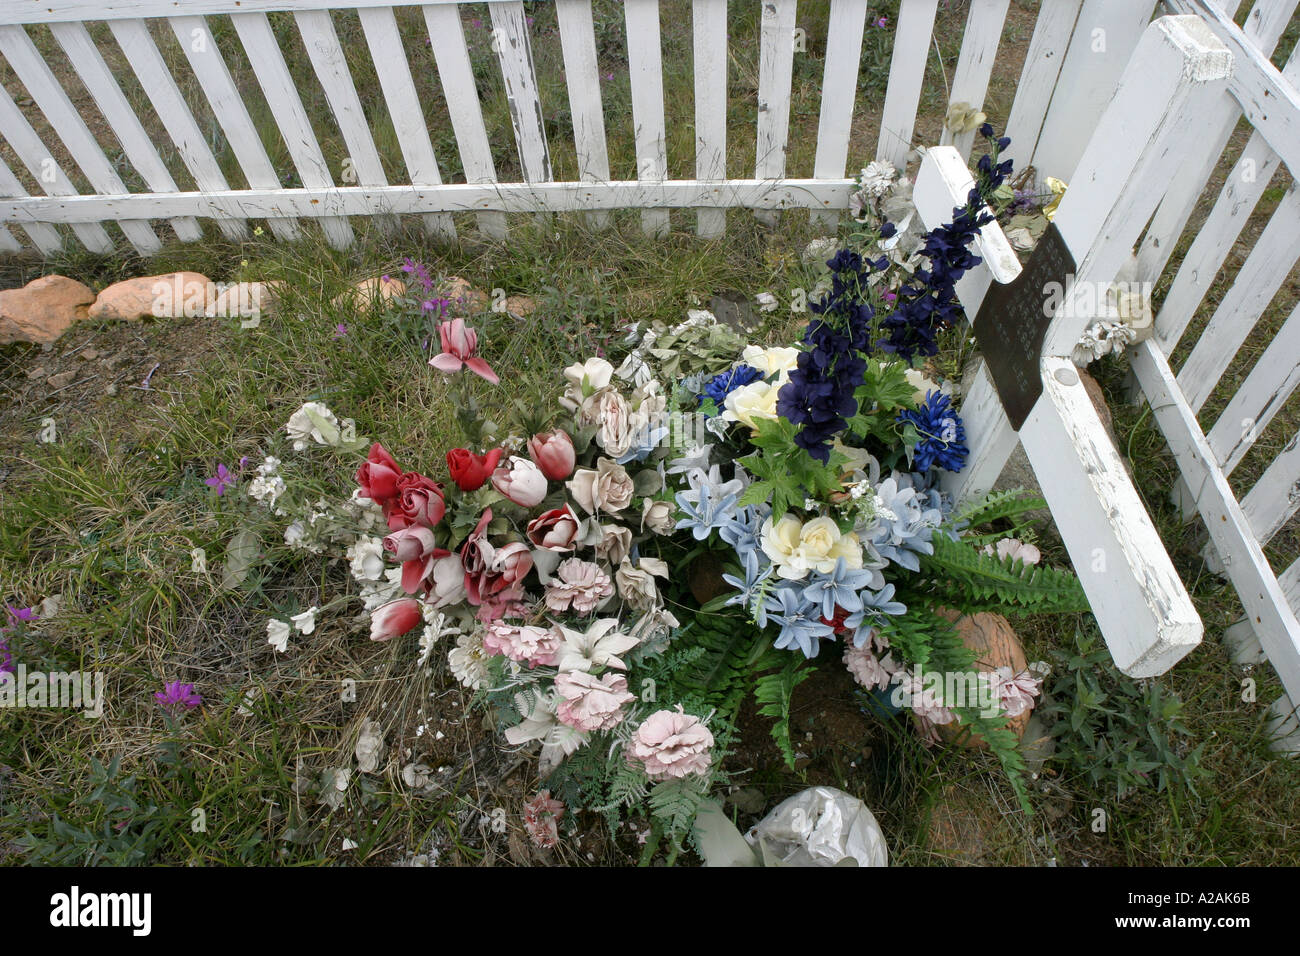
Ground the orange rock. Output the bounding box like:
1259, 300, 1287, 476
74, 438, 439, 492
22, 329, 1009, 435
504, 295, 536, 316
205, 280, 280, 319
335, 275, 405, 309
0, 275, 96, 345
929, 609, 1031, 749
441, 276, 491, 313
89, 272, 213, 322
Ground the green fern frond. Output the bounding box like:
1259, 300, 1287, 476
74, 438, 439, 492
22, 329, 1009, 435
921, 534, 1090, 613
754, 656, 815, 769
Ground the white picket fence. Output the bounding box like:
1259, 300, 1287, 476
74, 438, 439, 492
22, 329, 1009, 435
0, 0, 1297, 740
0, 0, 1158, 252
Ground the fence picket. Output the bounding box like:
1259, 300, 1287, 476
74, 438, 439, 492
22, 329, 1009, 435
754, 0, 797, 227
1001, 0, 1081, 178
0, 78, 112, 252
169, 15, 300, 241
1134, 0, 1297, 284
48, 21, 202, 243
555, 0, 612, 230
422, 2, 505, 239
0, 24, 161, 254
877, 0, 938, 170
1206, 300, 1300, 475
229, 12, 354, 248
940, 0, 1010, 161
108, 18, 245, 240
625, 0, 669, 236
489, 1, 552, 187
810, 0, 867, 230
691, 0, 727, 238
295, 8, 395, 235
0, 153, 65, 253
1152, 46, 1300, 353
1176, 190, 1300, 413
1241, 430, 1300, 546
357, 5, 456, 240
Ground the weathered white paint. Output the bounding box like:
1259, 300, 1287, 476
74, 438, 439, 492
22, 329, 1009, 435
489, 1, 552, 186
357, 5, 456, 239
625, 0, 669, 237
810, 0, 868, 231
1000, 0, 1082, 178
556, 0, 612, 230
754, 0, 797, 227
916, 145, 1202, 677
940, 0, 1010, 161
0, 178, 857, 221
691, 0, 728, 238
877, 0, 938, 170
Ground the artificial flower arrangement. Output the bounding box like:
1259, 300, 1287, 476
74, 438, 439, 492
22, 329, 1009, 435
227, 127, 1090, 860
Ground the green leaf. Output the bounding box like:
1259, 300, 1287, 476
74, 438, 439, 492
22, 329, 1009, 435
221, 527, 260, 590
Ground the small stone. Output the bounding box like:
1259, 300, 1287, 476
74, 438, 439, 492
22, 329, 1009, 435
26, 366, 46, 380
105, 384, 117, 396
47, 370, 77, 389
441, 276, 491, 313
504, 295, 536, 316
334, 275, 404, 310
79, 348, 99, 361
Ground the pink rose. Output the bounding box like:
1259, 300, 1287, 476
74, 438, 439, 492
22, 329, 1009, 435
383, 525, 446, 594
370, 598, 423, 642
544, 558, 613, 615
526, 430, 576, 481
626, 706, 714, 780
356, 443, 402, 504
554, 670, 635, 732
491, 456, 548, 508
482, 621, 560, 667
428, 318, 498, 384
383, 471, 445, 532
526, 504, 582, 552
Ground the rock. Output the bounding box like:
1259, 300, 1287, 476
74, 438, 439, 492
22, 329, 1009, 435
206, 280, 278, 319
442, 276, 491, 313
504, 295, 536, 316
79, 348, 99, 361
46, 369, 77, 389
334, 275, 404, 310
89, 272, 213, 322
933, 609, 1031, 749
26, 366, 46, 380
925, 782, 1027, 864
0, 275, 96, 345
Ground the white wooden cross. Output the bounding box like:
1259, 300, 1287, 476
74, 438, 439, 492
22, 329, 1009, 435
911, 15, 1234, 677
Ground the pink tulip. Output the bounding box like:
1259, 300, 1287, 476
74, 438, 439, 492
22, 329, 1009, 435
491, 456, 549, 508
428, 318, 499, 384
526, 430, 576, 480
383, 525, 438, 563
369, 598, 423, 642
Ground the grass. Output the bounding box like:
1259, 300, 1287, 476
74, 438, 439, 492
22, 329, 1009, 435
1, 1, 1298, 866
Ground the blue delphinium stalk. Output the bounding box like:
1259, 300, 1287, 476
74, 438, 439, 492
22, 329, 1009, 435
897, 390, 969, 473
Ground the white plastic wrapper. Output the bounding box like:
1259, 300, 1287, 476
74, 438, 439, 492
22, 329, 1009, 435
745, 787, 888, 867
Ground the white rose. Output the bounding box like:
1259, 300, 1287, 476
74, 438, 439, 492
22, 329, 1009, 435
741, 344, 800, 378
761, 515, 862, 580
564, 357, 615, 392
285, 401, 340, 450
903, 367, 940, 405
722, 380, 780, 430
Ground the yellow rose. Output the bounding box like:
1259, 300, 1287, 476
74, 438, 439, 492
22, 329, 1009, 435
722, 380, 779, 430
761, 514, 863, 580
741, 345, 801, 378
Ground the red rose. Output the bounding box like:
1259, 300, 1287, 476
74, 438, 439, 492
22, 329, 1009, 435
384, 471, 446, 532
356, 442, 402, 504
447, 447, 503, 492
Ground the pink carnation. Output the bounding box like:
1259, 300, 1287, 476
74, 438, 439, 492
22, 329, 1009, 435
481, 621, 560, 667
987, 665, 1043, 718
843, 641, 898, 692
554, 670, 634, 732
627, 706, 715, 781
523, 790, 564, 849
544, 558, 613, 615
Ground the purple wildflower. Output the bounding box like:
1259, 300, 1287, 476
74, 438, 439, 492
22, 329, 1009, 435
205, 463, 236, 496
4, 605, 38, 625
155, 681, 202, 713
334, 323, 349, 338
